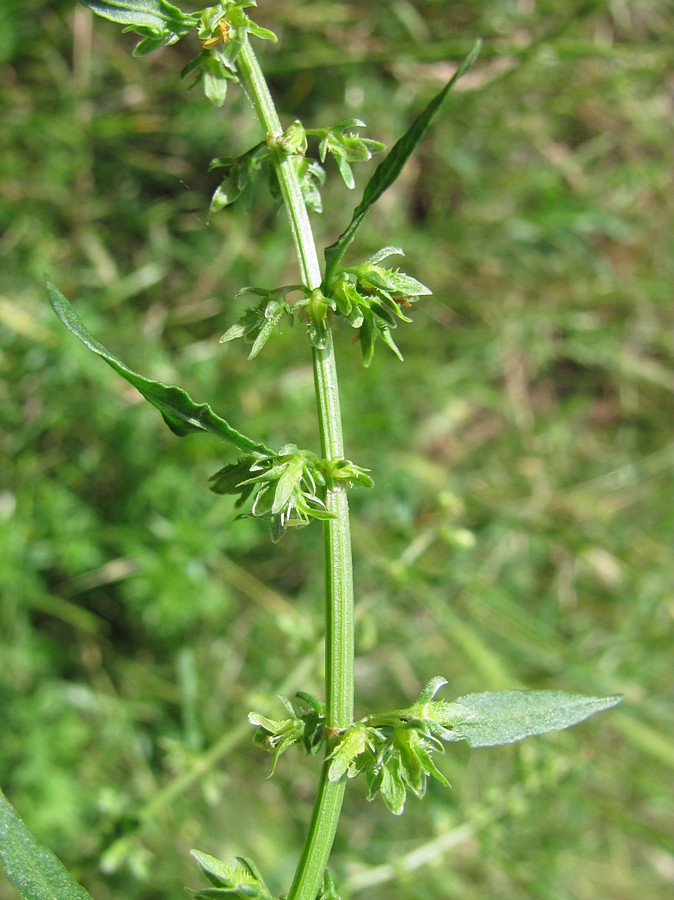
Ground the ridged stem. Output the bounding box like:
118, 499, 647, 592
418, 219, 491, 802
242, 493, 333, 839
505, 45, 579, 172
236, 39, 355, 900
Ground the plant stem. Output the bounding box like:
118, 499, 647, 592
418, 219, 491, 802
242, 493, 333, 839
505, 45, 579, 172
236, 41, 322, 289
237, 39, 355, 899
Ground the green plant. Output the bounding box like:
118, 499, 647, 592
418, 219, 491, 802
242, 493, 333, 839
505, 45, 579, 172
0, 2, 622, 898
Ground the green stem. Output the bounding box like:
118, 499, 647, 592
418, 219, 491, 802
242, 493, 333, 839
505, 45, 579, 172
237, 38, 355, 899
236, 41, 322, 289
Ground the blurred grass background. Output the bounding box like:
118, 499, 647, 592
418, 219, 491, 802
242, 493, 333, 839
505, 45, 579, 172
2, 0, 674, 897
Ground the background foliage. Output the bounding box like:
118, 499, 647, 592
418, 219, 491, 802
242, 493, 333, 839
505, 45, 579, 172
2, 0, 673, 897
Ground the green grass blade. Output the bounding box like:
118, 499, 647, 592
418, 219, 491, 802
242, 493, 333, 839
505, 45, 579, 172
324, 39, 481, 284
0, 789, 93, 900
46, 277, 272, 455
451, 690, 622, 748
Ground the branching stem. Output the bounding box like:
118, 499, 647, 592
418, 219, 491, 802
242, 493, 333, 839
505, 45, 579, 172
237, 38, 355, 900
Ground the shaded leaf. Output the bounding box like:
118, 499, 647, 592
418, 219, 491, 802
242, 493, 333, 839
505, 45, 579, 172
132, 31, 173, 55
249, 299, 291, 359
202, 54, 232, 107
209, 456, 260, 506
324, 40, 481, 284
358, 313, 376, 367
0, 789, 93, 900
46, 277, 271, 455
379, 757, 406, 815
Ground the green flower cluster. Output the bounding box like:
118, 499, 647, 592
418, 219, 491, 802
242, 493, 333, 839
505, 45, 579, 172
210, 116, 383, 216
218, 246, 430, 365
209, 137, 326, 214
330, 247, 432, 365
249, 678, 474, 815
210, 445, 372, 541
327, 678, 471, 815
87, 1, 278, 106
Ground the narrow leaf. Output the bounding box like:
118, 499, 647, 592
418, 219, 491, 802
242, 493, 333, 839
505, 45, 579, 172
324, 40, 481, 284
376, 321, 404, 361
46, 277, 272, 455
359, 315, 376, 367
336, 154, 355, 190
0, 789, 93, 900
246, 21, 278, 43
450, 691, 622, 748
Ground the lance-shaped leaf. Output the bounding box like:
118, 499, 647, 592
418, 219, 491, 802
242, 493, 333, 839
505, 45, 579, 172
447, 690, 622, 748
82, 1, 197, 58
323, 40, 481, 286
0, 789, 94, 900
46, 277, 272, 455
81, 0, 193, 30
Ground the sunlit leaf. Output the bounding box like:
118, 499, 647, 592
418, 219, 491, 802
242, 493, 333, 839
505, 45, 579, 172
449, 690, 622, 748
82, 0, 194, 31
324, 40, 481, 284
